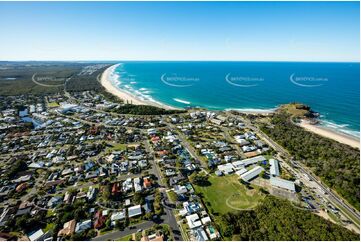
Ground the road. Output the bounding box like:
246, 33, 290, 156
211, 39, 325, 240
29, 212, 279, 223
142, 132, 183, 241
165, 122, 208, 174
91, 221, 154, 241
228, 112, 360, 229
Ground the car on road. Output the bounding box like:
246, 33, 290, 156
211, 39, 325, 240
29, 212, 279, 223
137, 229, 142, 233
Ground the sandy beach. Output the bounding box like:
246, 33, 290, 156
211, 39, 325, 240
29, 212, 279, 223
299, 120, 360, 149
100, 64, 176, 110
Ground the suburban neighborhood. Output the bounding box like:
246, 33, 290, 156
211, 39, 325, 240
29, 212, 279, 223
0, 85, 359, 241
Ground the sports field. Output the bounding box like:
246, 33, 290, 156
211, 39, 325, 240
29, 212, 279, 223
194, 174, 264, 214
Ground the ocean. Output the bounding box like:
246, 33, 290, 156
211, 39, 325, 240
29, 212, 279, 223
109, 61, 360, 137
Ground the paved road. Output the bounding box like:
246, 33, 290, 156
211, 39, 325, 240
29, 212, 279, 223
228, 113, 360, 228
91, 221, 154, 241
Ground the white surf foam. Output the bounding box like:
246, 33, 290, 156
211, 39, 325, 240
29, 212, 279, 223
173, 98, 191, 105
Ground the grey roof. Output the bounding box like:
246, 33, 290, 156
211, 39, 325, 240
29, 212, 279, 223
270, 159, 280, 176
128, 205, 142, 218
270, 177, 296, 192
240, 166, 264, 182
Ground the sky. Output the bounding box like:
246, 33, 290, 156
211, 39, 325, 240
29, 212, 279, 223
0, 1, 359, 62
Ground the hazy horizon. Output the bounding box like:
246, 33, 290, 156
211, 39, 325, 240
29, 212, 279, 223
0, 1, 359, 62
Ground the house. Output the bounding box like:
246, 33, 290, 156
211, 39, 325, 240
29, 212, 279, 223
270, 177, 296, 192
186, 213, 202, 229
63, 191, 74, 204
244, 151, 260, 158
15, 183, 28, 192
240, 166, 264, 182
205, 225, 220, 240
0, 206, 17, 226
15, 207, 32, 217
122, 178, 133, 192
270, 159, 280, 177
141, 233, 164, 241
28, 229, 44, 241
58, 219, 76, 237
47, 196, 63, 208
165, 169, 176, 177
111, 210, 126, 226
134, 177, 142, 192
174, 185, 187, 195
94, 210, 106, 229
138, 160, 148, 168
183, 201, 202, 215
87, 186, 98, 201
143, 177, 152, 188
112, 183, 120, 195
75, 220, 92, 233
128, 205, 142, 218
193, 227, 209, 241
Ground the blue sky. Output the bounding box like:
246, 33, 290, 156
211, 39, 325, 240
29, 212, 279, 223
0, 1, 359, 61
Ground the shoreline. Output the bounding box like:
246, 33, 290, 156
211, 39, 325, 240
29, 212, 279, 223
299, 120, 360, 149
100, 65, 359, 148
100, 64, 177, 110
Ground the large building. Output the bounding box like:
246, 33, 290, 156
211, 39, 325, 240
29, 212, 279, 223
270, 177, 296, 192
240, 166, 264, 182
270, 159, 280, 176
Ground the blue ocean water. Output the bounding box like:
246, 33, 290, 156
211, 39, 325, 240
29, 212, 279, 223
110, 61, 360, 137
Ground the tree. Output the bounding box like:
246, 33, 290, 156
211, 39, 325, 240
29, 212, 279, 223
133, 192, 144, 205
188, 172, 209, 186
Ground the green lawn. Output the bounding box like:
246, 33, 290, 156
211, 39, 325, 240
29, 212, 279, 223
47, 102, 60, 108
194, 174, 264, 214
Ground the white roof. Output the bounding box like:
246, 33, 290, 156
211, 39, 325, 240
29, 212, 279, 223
186, 213, 202, 229
201, 216, 211, 224
270, 177, 295, 192
231, 160, 245, 169
270, 159, 280, 176
240, 166, 264, 182
111, 210, 126, 221
217, 163, 235, 172
235, 168, 248, 176
28, 229, 44, 241
128, 204, 142, 218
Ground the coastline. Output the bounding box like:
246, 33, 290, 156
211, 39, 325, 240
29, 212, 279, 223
100, 65, 359, 148
100, 64, 176, 110
299, 120, 360, 149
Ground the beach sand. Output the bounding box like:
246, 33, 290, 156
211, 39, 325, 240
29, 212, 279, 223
100, 64, 176, 110
299, 120, 360, 149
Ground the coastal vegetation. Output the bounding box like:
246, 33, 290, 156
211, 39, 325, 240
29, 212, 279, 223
0, 62, 82, 95
260, 113, 360, 209
219, 196, 359, 241
111, 104, 185, 115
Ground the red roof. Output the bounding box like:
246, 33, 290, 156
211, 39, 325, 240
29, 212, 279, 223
143, 178, 152, 188
94, 211, 106, 229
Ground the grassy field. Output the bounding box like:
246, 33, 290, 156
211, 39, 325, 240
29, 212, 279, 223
194, 174, 264, 214
47, 102, 60, 108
